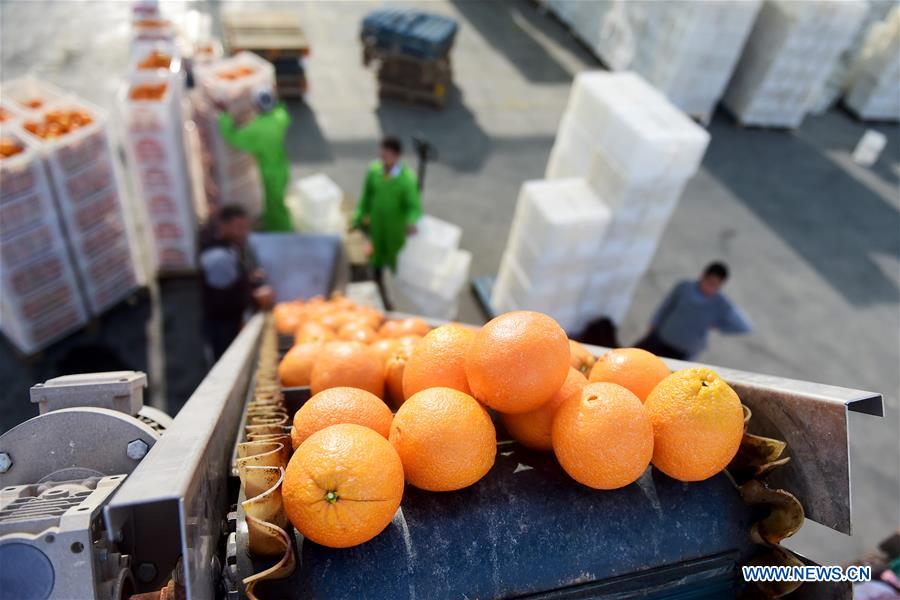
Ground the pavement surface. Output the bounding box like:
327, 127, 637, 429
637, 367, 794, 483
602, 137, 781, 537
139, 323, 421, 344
1, 0, 898, 568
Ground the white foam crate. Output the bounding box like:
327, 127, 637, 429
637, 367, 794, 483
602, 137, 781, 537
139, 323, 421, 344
0, 297, 88, 356
295, 173, 343, 225
120, 73, 196, 271
0, 100, 23, 126
845, 7, 900, 121
194, 51, 275, 117
566, 71, 710, 182
397, 248, 471, 303
398, 214, 462, 268
1, 77, 70, 117
724, 0, 868, 128
508, 178, 611, 262
545, 114, 594, 180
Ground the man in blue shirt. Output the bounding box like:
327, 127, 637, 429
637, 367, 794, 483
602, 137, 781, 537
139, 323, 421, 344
636, 262, 751, 360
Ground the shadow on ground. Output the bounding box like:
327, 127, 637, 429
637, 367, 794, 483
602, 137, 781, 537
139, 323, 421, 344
703, 111, 900, 307
450, 0, 595, 83
0, 279, 208, 434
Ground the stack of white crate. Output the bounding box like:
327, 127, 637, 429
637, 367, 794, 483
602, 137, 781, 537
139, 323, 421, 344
723, 0, 868, 128
547, 1, 761, 122
808, 0, 895, 114
121, 49, 197, 273
0, 126, 89, 354
290, 174, 346, 235
193, 51, 274, 219
844, 6, 900, 121
5, 78, 145, 316
491, 179, 611, 331
493, 71, 709, 328
395, 215, 471, 320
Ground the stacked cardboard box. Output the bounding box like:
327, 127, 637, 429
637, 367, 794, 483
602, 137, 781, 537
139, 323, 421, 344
396, 215, 471, 320
290, 174, 346, 235
723, 0, 867, 128
844, 6, 900, 121
121, 44, 197, 272
546, 0, 761, 122
493, 71, 709, 330
193, 51, 274, 219
0, 127, 89, 354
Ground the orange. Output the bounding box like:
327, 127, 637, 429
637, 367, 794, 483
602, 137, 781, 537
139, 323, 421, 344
589, 347, 670, 402
403, 324, 475, 399
291, 387, 393, 450
278, 342, 321, 387
569, 340, 596, 376
378, 320, 404, 338
552, 382, 653, 490
274, 302, 304, 334
501, 367, 587, 451
396, 334, 422, 349
380, 317, 430, 338
370, 338, 399, 366
644, 368, 744, 482
465, 311, 569, 413
283, 424, 404, 548
384, 343, 415, 409
296, 321, 336, 345
389, 387, 496, 491
338, 321, 379, 344
310, 341, 385, 398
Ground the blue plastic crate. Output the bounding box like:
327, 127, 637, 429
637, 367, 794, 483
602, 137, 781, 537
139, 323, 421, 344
361, 8, 458, 60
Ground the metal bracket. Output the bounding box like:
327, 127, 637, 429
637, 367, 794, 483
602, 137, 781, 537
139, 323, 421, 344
104, 315, 264, 599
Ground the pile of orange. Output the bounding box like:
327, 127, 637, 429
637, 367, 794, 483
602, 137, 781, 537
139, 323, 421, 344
279, 305, 745, 549
23, 109, 94, 140
129, 82, 168, 101
137, 50, 172, 70
0, 138, 24, 160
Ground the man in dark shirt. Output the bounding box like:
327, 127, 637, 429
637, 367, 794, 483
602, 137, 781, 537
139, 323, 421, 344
636, 262, 751, 360
199, 205, 273, 360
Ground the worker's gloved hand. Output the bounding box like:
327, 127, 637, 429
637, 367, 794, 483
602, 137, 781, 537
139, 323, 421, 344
251, 269, 266, 284
253, 285, 275, 310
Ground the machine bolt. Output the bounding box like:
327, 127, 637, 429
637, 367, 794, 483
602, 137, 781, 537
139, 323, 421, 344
136, 562, 157, 583
126, 440, 149, 461
0, 453, 11, 473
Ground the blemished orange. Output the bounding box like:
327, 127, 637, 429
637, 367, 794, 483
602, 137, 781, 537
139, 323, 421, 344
465, 311, 570, 413
296, 321, 336, 345
389, 387, 496, 491
589, 347, 670, 402
502, 367, 587, 451
278, 342, 321, 387
644, 368, 744, 482
338, 321, 379, 344
310, 341, 385, 398
403, 324, 476, 399
370, 338, 399, 366
283, 424, 404, 548
384, 343, 415, 409
569, 340, 596, 376
552, 382, 653, 490
291, 387, 393, 450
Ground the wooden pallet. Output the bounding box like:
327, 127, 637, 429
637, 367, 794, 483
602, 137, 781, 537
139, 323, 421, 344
223, 11, 309, 59
378, 82, 446, 110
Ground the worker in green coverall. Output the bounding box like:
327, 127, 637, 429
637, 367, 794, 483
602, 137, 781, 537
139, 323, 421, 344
352, 136, 423, 310
218, 88, 294, 232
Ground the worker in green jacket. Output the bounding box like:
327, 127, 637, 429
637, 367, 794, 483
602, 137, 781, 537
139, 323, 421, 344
218, 88, 294, 232
352, 136, 423, 309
